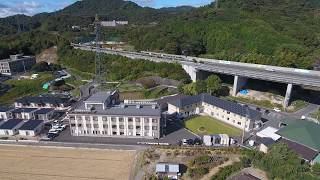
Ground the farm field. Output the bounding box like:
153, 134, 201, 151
0, 145, 136, 180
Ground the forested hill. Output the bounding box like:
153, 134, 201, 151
0, 0, 190, 35
1, 0, 320, 69
125, 0, 320, 69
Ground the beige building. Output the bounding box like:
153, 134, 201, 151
68, 91, 162, 139
168, 94, 261, 132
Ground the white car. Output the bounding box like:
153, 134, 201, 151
55, 127, 64, 132
273, 107, 281, 112
48, 129, 59, 134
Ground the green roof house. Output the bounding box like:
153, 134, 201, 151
277, 120, 320, 164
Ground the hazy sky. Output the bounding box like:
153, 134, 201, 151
0, 0, 213, 18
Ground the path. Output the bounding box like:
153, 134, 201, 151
200, 155, 240, 180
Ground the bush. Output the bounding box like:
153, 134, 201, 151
188, 167, 209, 177
211, 161, 243, 180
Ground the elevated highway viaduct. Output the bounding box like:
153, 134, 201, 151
72, 44, 320, 107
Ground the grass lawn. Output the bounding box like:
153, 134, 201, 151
184, 116, 242, 137
0, 73, 53, 105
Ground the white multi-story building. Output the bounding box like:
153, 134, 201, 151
68, 91, 162, 139
168, 94, 261, 132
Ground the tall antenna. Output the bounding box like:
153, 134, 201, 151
94, 14, 104, 83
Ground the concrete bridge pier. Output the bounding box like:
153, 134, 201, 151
182, 64, 211, 82
233, 75, 247, 96
182, 64, 198, 82
283, 83, 293, 107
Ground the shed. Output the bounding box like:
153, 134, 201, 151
33, 108, 54, 121
18, 120, 44, 136
0, 119, 24, 136
156, 163, 180, 180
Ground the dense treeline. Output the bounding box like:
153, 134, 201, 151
0, 31, 61, 59
58, 44, 190, 82
124, 0, 320, 69
1, 0, 320, 69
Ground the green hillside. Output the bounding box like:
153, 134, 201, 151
125, 0, 320, 69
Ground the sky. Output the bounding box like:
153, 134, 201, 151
0, 0, 213, 18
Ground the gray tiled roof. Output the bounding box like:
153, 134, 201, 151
33, 108, 54, 115
84, 91, 112, 103
12, 108, 38, 113
16, 96, 69, 105
19, 120, 43, 130
0, 119, 23, 130
169, 93, 261, 121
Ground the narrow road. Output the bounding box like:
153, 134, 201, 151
294, 103, 319, 117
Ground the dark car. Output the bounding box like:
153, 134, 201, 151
256, 107, 261, 112
193, 138, 202, 145
264, 110, 270, 114
47, 133, 59, 140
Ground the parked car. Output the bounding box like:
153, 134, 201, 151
264, 110, 270, 114
256, 107, 261, 111
182, 139, 189, 146
48, 129, 59, 134
47, 133, 58, 140
193, 138, 202, 145
273, 107, 281, 112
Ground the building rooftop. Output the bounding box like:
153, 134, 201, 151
169, 93, 261, 121
73, 102, 161, 117
11, 108, 38, 113
33, 108, 55, 115
84, 91, 113, 104
19, 120, 43, 130
276, 120, 320, 151
257, 137, 276, 147
0, 106, 13, 112
156, 163, 180, 173
16, 96, 70, 106
280, 138, 318, 161
256, 126, 281, 141
0, 54, 34, 62
0, 119, 23, 130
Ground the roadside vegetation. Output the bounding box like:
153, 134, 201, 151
0, 73, 53, 105
310, 108, 320, 121
184, 116, 242, 137
212, 143, 319, 180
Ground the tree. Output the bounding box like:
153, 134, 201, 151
195, 80, 207, 94
32, 62, 51, 72
206, 75, 222, 95
312, 163, 320, 176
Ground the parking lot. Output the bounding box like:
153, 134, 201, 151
54, 119, 198, 146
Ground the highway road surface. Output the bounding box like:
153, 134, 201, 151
73, 44, 320, 88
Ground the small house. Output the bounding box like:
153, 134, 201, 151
0, 119, 24, 136
156, 163, 180, 180
0, 106, 13, 120
11, 108, 38, 119
33, 108, 55, 121
18, 120, 44, 137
